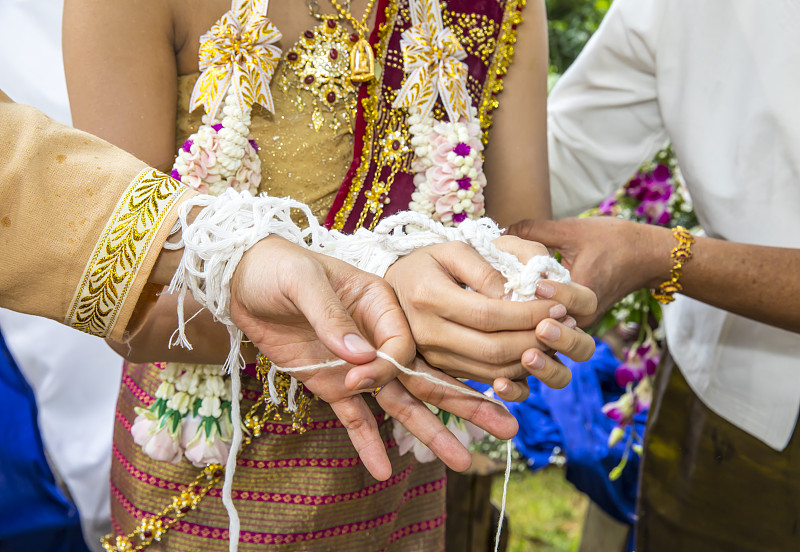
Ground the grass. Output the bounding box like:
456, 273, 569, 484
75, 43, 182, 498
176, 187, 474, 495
491, 467, 589, 552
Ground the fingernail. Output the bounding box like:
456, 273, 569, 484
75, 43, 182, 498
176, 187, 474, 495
523, 350, 545, 371
536, 281, 555, 299
538, 321, 561, 341
564, 316, 577, 329
497, 380, 511, 394
357, 378, 375, 390
549, 304, 567, 319
344, 333, 373, 355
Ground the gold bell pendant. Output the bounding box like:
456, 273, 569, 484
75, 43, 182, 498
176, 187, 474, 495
350, 37, 375, 83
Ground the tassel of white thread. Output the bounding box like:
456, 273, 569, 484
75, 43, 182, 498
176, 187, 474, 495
168, 190, 571, 552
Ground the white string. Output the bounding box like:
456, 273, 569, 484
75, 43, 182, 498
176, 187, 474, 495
495, 440, 512, 552
168, 190, 571, 552
222, 365, 243, 552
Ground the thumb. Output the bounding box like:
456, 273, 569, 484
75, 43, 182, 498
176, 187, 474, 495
506, 218, 564, 248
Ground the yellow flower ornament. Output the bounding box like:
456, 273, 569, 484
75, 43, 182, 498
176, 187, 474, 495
190, 0, 282, 119
393, 0, 472, 123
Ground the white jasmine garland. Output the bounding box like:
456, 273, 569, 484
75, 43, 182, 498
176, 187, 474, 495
407, 105, 487, 225
171, 89, 261, 196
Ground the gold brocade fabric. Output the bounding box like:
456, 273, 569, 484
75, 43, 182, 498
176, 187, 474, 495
176, 69, 351, 220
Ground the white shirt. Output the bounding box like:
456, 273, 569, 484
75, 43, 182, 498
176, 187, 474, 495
0, 1, 121, 548
548, 0, 800, 450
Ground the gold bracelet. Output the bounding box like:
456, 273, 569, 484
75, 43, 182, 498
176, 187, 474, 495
651, 226, 695, 304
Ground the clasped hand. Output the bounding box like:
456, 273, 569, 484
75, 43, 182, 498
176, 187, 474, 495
231, 235, 596, 481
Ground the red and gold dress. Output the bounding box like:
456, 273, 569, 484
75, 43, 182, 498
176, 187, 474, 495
108, 0, 525, 549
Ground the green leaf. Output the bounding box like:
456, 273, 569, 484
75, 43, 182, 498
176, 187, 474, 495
170, 411, 182, 434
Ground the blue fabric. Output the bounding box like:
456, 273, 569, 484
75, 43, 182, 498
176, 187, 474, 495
468, 339, 645, 541
0, 330, 90, 552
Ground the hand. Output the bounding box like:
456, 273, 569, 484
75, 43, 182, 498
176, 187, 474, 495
230, 235, 416, 480
384, 235, 597, 397
507, 217, 670, 326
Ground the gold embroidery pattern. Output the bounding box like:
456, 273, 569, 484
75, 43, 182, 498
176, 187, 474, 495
442, 11, 498, 65
479, 0, 525, 144
333, 0, 524, 230
331, 0, 399, 230
66, 169, 185, 337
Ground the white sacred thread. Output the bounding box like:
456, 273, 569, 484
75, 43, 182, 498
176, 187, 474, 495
168, 189, 571, 552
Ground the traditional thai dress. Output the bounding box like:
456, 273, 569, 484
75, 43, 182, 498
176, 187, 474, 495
108, 0, 525, 549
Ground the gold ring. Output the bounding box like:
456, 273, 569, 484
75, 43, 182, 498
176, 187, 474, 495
371, 386, 383, 397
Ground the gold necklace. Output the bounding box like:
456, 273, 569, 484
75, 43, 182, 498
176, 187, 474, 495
328, 0, 377, 82
280, 0, 377, 132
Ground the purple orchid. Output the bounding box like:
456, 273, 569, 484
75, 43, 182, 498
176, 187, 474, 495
615, 343, 660, 387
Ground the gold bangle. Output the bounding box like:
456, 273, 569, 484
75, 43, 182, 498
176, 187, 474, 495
651, 226, 695, 304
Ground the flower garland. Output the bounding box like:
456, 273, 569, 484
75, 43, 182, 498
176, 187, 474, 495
583, 147, 699, 479
170, 92, 262, 196
131, 363, 235, 468
407, 106, 487, 224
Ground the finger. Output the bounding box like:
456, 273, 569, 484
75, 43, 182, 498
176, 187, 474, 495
492, 234, 549, 264
492, 377, 531, 402
521, 348, 573, 389
416, 320, 551, 378
397, 358, 518, 440
376, 380, 472, 472
534, 280, 599, 319
344, 282, 414, 391
292, 262, 378, 366
506, 218, 563, 244
422, 287, 567, 332
431, 241, 508, 299
329, 396, 392, 481
535, 319, 595, 363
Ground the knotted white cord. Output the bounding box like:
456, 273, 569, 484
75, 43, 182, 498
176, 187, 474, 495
168, 190, 571, 552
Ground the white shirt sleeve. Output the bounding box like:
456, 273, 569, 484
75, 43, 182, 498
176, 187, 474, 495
548, 0, 670, 219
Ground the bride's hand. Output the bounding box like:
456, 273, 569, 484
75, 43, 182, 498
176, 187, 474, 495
384, 236, 596, 398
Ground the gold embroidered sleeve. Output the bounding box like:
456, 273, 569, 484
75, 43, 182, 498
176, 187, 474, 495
0, 90, 194, 341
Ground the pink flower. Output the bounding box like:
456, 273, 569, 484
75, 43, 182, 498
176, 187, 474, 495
601, 392, 642, 426
425, 164, 457, 195
181, 415, 231, 467
392, 420, 437, 463
227, 141, 262, 194
615, 343, 660, 387
132, 414, 183, 464
434, 193, 460, 223
131, 414, 156, 446
427, 134, 453, 167
448, 419, 485, 449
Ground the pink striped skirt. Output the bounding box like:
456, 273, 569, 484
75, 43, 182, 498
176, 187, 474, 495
109, 362, 445, 551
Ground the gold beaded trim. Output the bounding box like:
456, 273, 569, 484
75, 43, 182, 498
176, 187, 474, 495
479, 0, 526, 145
102, 358, 314, 551
651, 225, 695, 304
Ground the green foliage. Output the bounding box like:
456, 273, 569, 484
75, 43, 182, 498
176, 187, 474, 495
492, 468, 588, 551
547, 0, 611, 76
